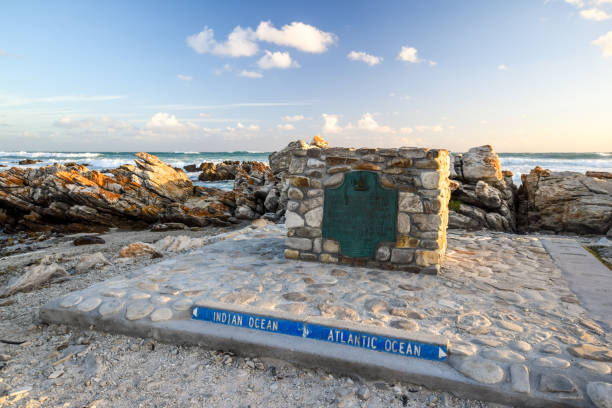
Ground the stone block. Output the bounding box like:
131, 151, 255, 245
320, 253, 338, 263
289, 176, 310, 188
397, 213, 411, 234
421, 172, 440, 189
398, 192, 423, 212
391, 248, 414, 264
388, 158, 412, 168
323, 239, 340, 254
313, 238, 322, 253
284, 249, 299, 259
416, 250, 441, 267
307, 158, 325, 168
305, 207, 323, 228
328, 165, 351, 174
396, 236, 419, 248
376, 246, 391, 261
412, 214, 441, 231
289, 157, 307, 174
324, 173, 344, 187
287, 187, 303, 200
286, 237, 312, 251
285, 211, 304, 228
352, 162, 381, 171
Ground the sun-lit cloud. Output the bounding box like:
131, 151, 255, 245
357, 113, 394, 133
186, 26, 258, 57
239, 70, 263, 78
282, 115, 304, 121
347, 51, 382, 66
277, 123, 295, 130
498, 64, 508, 70
52, 116, 135, 132
255, 21, 336, 53
322, 113, 342, 134
415, 125, 444, 132
593, 30, 612, 56
145, 112, 198, 131
397, 46, 420, 63
580, 8, 611, 20
257, 50, 299, 69
177, 74, 192, 81
215, 64, 232, 75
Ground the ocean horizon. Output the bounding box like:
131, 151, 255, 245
2, 150, 611, 188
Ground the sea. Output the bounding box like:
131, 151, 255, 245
1, 151, 611, 190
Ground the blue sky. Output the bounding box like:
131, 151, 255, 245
1, 0, 611, 152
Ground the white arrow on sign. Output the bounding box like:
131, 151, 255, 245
439, 348, 447, 359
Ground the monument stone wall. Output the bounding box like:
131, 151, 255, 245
283, 145, 451, 274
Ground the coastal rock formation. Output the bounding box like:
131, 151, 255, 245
0, 153, 246, 233
518, 168, 612, 234
448, 145, 517, 232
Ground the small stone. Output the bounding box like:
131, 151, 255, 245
533, 356, 570, 369
77, 297, 102, 312
482, 349, 525, 363
398, 192, 423, 213
498, 320, 524, 333
365, 299, 388, 314
509, 340, 532, 353
0, 354, 10, 361
100, 288, 126, 298
283, 292, 311, 302
580, 318, 605, 336
587, 382, 612, 408
398, 284, 423, 291
449, 341, 478, 357
48, 369, 64, 379
577, 361, 611, 375
73, 235, 105, 246
357, 385, 371, 401
129, 292, 151, 300
319, 254, 337, 263
284, 249, 299, 259
450, 356, 505, 384
125, 301, 154, 320
318, 304, 359, 321
569, 344, 612, 362
59, 294, 83, 308
390, 308, 425, 320
8, 385, 32, 397
331, 269, 347, 277
99, 299, 125, 317
539, 374, 576, 393
389, 320, 419, 331
510, 364, 530, 393
375, 246, 391, 261
457, 312, 491, 334
540, 343, 562, 354
151, 307, 173, 322
472, 338, 503, 347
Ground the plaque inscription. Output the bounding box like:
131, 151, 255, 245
322, 171, 397, 258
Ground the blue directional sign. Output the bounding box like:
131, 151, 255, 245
192, 306, 447, 362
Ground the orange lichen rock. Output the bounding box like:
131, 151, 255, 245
311, 135, 328, 148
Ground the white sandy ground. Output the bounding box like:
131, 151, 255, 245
0, 224, 503, 408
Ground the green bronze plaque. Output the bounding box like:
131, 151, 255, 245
322, 171, 397, 258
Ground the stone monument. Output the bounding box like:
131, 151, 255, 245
283, 141, 451, 274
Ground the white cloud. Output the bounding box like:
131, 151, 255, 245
397, 46, 420, 63
282, 115, 304, 121
53, 116, 95, 129
399, 127, 414, 134
357, 113, 394, 133
239, 70, 263, 78
146, 112, 198, 131
580, 8, 611, 20
498, 64, 508, 70
593, 31, 612, 56
322, 113, 342, 134
347, 51, 382, 66
277, 123, 295, 130
565, 0, 584, 8
593, 0, 612, 5
255, 21, 336, 53
177, 74, 192, 81
215, 64, 232, 75
228, 122, 260, 132
186, 26, 258, 57
428, 60, 437, 66
257, 50, 299, 69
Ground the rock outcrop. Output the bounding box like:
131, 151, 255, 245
0, 153, 253, 233
448, 145, 517, 232
518, 168, 612, 234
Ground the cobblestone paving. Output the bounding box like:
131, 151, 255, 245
44, 224, 612, 407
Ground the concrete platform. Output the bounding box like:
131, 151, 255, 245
40, 224, 612, 408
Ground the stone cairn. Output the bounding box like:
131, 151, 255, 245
277, 137, 452, 274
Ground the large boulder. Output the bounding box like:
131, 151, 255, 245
448, 146, 517, 232
518, 168, 612, 234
